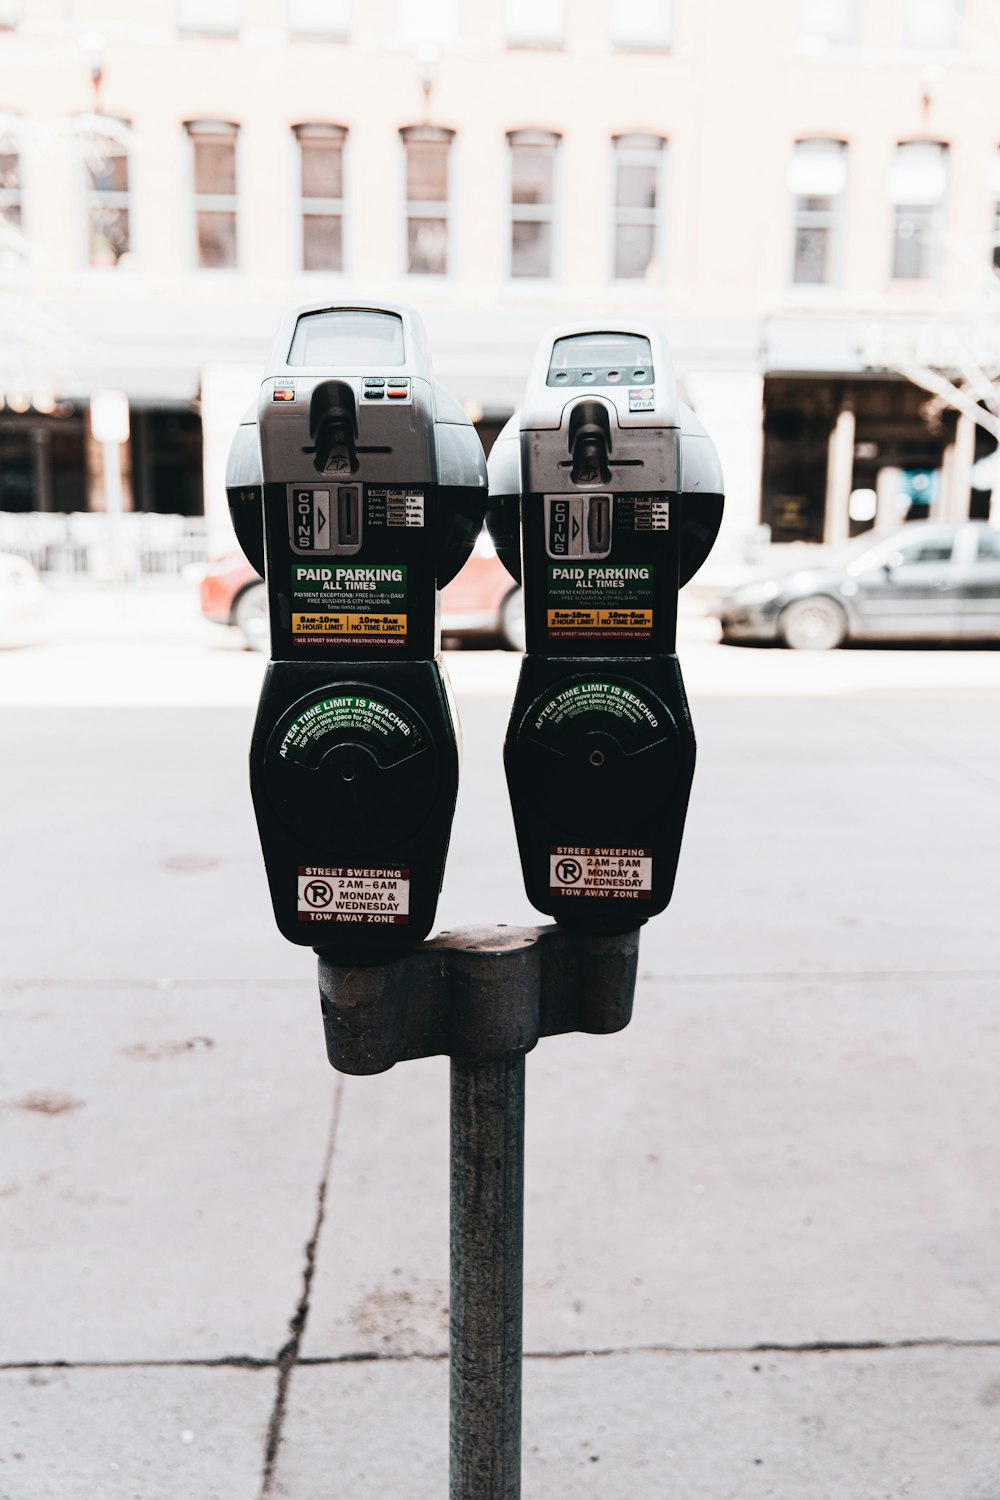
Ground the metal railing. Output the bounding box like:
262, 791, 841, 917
0, 511, 209, 578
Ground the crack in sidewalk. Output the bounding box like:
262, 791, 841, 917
5, 1333, 1000, 1377
258, 1077, 345, 1500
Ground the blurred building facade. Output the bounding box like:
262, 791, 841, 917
1, 0, 999, 565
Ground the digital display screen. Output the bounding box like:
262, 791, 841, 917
548, 332, 653, 373
287, 310, 406, 367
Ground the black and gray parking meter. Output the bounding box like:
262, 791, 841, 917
227, 302, 487, 961
488, 325, 724, 931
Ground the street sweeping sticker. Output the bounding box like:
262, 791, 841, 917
291, 563, 407, 647
549, 846, 652, 900
277, 695, 422, 765
297, 866, 410, 925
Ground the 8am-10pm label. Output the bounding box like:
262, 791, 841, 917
291, 563, 407, 647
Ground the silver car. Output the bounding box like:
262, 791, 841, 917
717, 521, 1000, 649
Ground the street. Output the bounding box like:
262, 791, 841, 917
1, 587, 999, 1499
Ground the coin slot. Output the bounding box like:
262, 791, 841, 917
587, 495, 611, 554
337, 486, 360, 546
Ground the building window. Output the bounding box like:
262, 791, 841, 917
178, 0, 240, 33
889, 141, 948, 280
612, 134, 664, 280
186, 120, 239, 270
288, 0, 349, 36
901, 0, 961, 47
80, 118, 132, 268
506, 0, 565, 47
397, 0, 458, 45
0, 124, 22, 263
612, 0, 670, 48
509, 129, 558, 278
295, 123, 346, 272
401, 125, 452, 276
788, 138, 847, 285
797, 0, 855, 47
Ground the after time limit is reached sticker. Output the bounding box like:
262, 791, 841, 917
549, 846, 652, 900
297, 866, 410, 925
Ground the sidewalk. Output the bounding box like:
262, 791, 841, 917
2, 627, 1000, 1497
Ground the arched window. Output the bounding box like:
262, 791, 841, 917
294, 123, 347, 272
0, 115, 23, 266
612, 0, 671, 49
889, 141, 948, 280
788, 138, 847, 285
901, 0, 961, 47
797, 0, 856, 48
508, 129, 560, 278
288, 0, 349, 37
400, 125, 453, 276
76, 114, 133, 268
505, 0, 564, 46
612, 134, 666, 280
185, 119, 240, 269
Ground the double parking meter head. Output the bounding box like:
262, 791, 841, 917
228, 303, 487, 962
488, 324, 724, 932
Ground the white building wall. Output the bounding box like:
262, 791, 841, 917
2, 0, 1000, 548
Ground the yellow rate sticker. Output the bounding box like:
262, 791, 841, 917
547, 609, 652, 629
293, 613, 407, 636
597, 609, 652, 627
548, 609, 598, 628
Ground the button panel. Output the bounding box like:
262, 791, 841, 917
547, 364, 655, 389
362, 376, 411, 402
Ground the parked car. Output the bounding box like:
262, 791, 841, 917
0, 552, 49, 648
200, 529, 524, 652
439, 527, 524, 651
716, 521, 1000, 649
200, 551, 269, 652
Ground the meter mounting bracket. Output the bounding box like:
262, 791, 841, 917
317, 923, 640, 1075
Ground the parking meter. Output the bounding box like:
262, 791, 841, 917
227, 302, 487, 961
487, 324, 724, 931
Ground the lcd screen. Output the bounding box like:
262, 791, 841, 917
287, 310, 406, 367
548, 332, 653, 373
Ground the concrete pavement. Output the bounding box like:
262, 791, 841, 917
1, 589, 999, 1498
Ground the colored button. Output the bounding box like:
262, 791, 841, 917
363, 377, 385, 387
606, 370, 621, 383
387, 389, 407, 398
364, 388, 385, 399
632, 368, 647, 380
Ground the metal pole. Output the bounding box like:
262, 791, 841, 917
449, 1055, 525, 1500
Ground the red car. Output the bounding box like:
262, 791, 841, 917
200, 530, 524, 653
